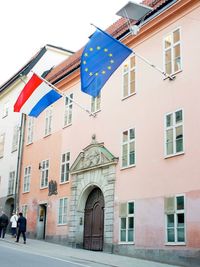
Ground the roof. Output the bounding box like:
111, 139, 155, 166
0, 44, 74, 93
47, 0, 175, 84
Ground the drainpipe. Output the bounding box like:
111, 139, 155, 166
14, 113, 26, 212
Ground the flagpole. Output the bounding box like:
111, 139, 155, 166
133, 52, 175, 81
30, 71, 96, 118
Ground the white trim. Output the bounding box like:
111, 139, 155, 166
40, 159, 50, 189
121, 127, 136, 169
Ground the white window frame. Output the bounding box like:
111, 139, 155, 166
2, 101, 9, 118
119, 201, 135, 244
8, 171, 15, 195
27, 117, 34, 145
44, 108, 52, 136
163, 27, 182, 75
64, 93, 73, 127
23, 166, 31, 193
0, 133, 5, 158
58, 197, 68, 225
165, 194, 186, 245
21, 205, 28, 218
40, 159, 49, 189
121, 128, 136, 169
164, 109, 184, 158
91, 94, 101, 113
122, 56, 136, 99
11, 125, 19, 152
60, 152, 70, 184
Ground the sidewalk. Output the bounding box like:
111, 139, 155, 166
0, 235, 180, 267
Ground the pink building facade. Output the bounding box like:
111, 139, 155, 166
19, 0, 200, 266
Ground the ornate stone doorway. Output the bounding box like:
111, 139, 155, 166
83, 187, 104, 251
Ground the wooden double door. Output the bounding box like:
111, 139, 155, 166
83, 188, 104, 251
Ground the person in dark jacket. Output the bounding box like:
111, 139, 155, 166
16, 212, 27, 244
0, 211, 9, 238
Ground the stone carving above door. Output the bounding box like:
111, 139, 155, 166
70, 141, 118, 174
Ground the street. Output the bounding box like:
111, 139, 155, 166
0, 236, 180, 267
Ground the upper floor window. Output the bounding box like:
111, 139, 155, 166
91, 94, 101, 113
21, 205, 28, 218
23, 166, 31, 193
40, 159, 49, 188
165, 195, 185, 244
64, 94, 73, 127
44, 108, 52, 136
27, 117, 34, 144
8, 171, 15, 195
60, 152, 70, 183
122, 128, 135, 168
165, 109, 184, 157
164, 28, 181, 75
58, 197, 68, 225
0, 133, 5, 158
123, 56, 136, 98
11, 125, 19, 152
2, 102, 9, 118
119, 201, 134, 243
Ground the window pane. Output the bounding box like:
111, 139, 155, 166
129, 129, 135, 140
128, 217, 134, 228
165, 50, 171, 63
128, 202, 134, 214
129, 142, 135, 165
175, 110, 182, 123
177, 213, 184, 226
173, 29, 180, 43
123, 63, 129, 73
121, 218, 126, 229
167, 229, 175, 242
128, 230, 133, 242
123, 73, 129, 97
167, 214, 174, 227
130, 70, 135, 94
121, 230, 126, 242
177, 196, 184, 210
122, 145, 128, 167
176, 126, 183, 153
165, 35, 172, 48
166, 114, 173, 127
130, 56, 135, 68
177, 228, 185, 242
165, 63, 172, 75
123, 131, 128, 142
166, 129, 173, 155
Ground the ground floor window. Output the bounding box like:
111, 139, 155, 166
58, 197, 68, 225
119, 201, 134, 243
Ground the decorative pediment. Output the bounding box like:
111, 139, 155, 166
70, 142, 118, 174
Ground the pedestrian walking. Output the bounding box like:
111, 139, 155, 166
10, 212, 18, 238
0, 211, 9, 238
16, 212, 26, 244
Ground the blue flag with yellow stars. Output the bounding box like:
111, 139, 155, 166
81, 28, 132, 97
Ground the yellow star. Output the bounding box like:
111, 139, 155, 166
104, 48, 108, 52
89, 72, 93, 76
84, 53, 88, 57
89, 48, 93, 51
110, 59, 114, 64
102, 70, 106, 74
97, 46, 101, 50
83, 60, 86, 65
95, 73, 98, 76
109, 53, 113, 57
85, 68, 88, 72
107, 66, 111, 70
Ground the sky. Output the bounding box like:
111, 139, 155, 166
0, 0, 141, 85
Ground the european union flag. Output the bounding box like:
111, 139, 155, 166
81, 28, 132, 97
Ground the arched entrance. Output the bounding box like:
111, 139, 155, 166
83, 187, 104, 251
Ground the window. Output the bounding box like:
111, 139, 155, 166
58, 197, 68, 224
11, 125, 19, 152
123, 56, 136, 98
0, 133, 5, 158
40, 160, 49, 188
8, 171, 15, 195
119, 202, 134, 243
23, 166, 31, 193
27, 117, 34, 144
2, 102, 9, 118
165, 195, 185, 244
44, 108, 52, 136
21, 205, 28, 218
60, 152, 70, 183
164, 28, 181, 75
91, 94, 101, 113
64, 94, 73, 126
165, 109, 184, 157
122, 128, 135, 168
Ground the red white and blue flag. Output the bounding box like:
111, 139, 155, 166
14, 73, 62, 117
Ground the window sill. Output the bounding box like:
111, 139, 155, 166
163, 69, 183, 80
165, 242, 186, 246
90, 109, 101, 116
60, 181, 70, 185
119, 242, 135, 245
164, 151, 184, 159
63, 123, 72, 129
11, 148, 18, 153
120, 164, 136, 171
26, 142, 33, 146
122, 92, 136, 101
22, 191, 30, 194
43, 133, 51, 138
57, 223, 67, 226
40, 186, 48, 190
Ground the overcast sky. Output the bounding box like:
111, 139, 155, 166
0, 0, 141, 85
